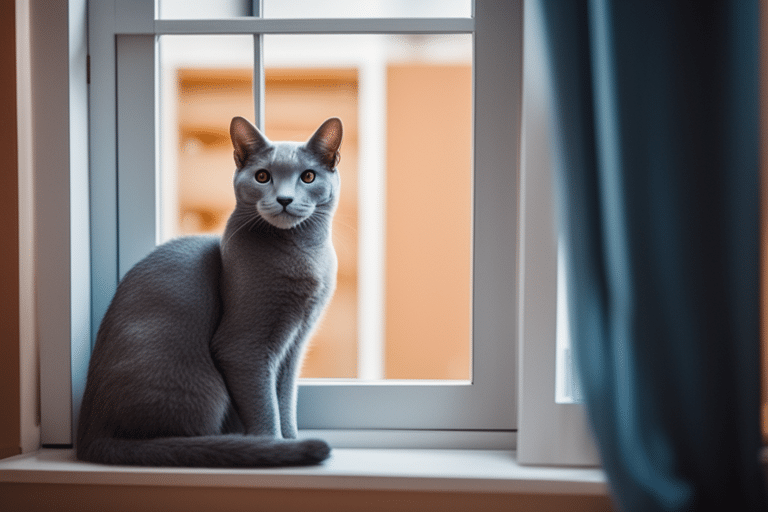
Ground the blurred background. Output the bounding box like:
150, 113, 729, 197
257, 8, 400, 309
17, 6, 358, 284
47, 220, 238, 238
157, 1, 473, 381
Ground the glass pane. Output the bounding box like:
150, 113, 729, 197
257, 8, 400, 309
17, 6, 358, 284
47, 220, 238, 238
157, 35, 254, 241
159, 34, 472, 381
264, 0, 472, 18
158, 0, 252, 19
555, 244, 583, 404
159, 0, 472, 19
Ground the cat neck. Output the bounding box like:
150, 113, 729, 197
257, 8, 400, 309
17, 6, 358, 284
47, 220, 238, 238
221, 203, 333, 252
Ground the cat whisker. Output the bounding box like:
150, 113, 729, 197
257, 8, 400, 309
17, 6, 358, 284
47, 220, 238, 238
221, 210, 261, 250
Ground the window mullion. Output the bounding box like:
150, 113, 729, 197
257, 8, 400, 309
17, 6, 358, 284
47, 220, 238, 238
253, 0, 265, 129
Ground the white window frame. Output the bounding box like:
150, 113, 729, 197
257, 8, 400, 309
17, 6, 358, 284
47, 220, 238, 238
516, 0, 597, 465
34, 0, 598, 465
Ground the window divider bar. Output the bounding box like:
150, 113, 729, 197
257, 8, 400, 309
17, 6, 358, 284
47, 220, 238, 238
252, 0, 265, 130
151, 17, 474, 36
253, 36, 265, 129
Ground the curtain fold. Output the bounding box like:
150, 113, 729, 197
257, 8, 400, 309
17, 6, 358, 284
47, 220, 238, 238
538, 1, 767, 510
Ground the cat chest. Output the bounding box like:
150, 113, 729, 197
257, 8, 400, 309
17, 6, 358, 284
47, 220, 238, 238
272, 271, 329, 306
225, 251, 335, 312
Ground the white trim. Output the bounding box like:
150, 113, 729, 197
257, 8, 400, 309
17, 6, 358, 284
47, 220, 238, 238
468, 0, 522, 424
0, 448, 608, 496
32, 0, 90, 447
34, 0, 74, 447
356, 54, 387, 381
516, 1, 598, 466
68, 0, 91, 444
299, 429, 514, 450
16, 0, 41, 454
153, 17, 474, 36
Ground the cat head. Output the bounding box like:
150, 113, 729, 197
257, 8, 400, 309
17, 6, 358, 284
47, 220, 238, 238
229, 117, 342, 230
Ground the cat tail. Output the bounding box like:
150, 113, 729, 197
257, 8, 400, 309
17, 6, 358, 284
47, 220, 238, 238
77, 435, 331, 467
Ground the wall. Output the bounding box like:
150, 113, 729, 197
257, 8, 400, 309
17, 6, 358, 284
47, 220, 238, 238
385, 63, 472, 379
762, 0, 768, 443
0, 484, 613, 512
0, 0, 21, 460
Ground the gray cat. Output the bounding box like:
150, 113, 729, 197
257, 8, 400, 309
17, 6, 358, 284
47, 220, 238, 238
76, 117, 342, 467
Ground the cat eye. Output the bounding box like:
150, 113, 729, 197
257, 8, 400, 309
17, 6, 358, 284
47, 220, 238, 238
255, 170, 271, 183
301, 170, 316, 183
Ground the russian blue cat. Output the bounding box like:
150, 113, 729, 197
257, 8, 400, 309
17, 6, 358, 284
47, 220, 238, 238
76, 117, 342, 467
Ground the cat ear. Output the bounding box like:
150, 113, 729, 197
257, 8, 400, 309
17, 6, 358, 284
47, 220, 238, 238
230, 116, 269, 169
306, 118, 343, 169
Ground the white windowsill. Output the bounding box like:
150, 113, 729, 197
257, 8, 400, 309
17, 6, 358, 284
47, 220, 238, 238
0, 448, 607, 495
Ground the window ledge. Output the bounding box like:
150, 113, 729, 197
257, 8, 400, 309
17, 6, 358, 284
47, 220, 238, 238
0, 447, 607, 495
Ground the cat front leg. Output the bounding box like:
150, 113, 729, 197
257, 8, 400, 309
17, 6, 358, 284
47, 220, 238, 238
276, 341, 306, 439
219, 353, 282, 437
210, 326, 283, 438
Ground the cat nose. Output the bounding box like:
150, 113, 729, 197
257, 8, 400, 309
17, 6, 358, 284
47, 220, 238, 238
277, 197, 293, 208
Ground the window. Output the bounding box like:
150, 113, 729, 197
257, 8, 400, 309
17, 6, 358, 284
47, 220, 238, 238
36, 0, 596, 464
516, 0, 598, 465
51, 0, 519, 442
157, 32, 473, 381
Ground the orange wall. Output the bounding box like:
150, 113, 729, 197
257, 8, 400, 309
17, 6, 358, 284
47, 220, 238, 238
0, 0, 21, 460
385, 64, 473, 380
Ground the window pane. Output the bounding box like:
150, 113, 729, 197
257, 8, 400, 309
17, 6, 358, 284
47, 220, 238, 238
555, 244, 583, 403
260, 62, 360, 379
158, 0, 472, 19
157, 35, 254, 242
158, 0, 252, 19
159, 34, 472, 381
264, 0, 471, 19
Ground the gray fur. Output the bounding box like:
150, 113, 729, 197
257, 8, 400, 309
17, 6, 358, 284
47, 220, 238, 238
77, 117, 343, 467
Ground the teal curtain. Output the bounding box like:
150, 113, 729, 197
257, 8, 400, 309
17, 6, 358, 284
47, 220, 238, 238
538, 1, 767, 510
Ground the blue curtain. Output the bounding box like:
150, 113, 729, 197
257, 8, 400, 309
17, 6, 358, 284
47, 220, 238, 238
538, 1, 767, 510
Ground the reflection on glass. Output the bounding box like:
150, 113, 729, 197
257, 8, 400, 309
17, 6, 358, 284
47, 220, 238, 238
263, 0, 471, 18
158, 0, 252, 19
158, 0, 472, 20
159, 34, 472, 381
555, 245, 583, 404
